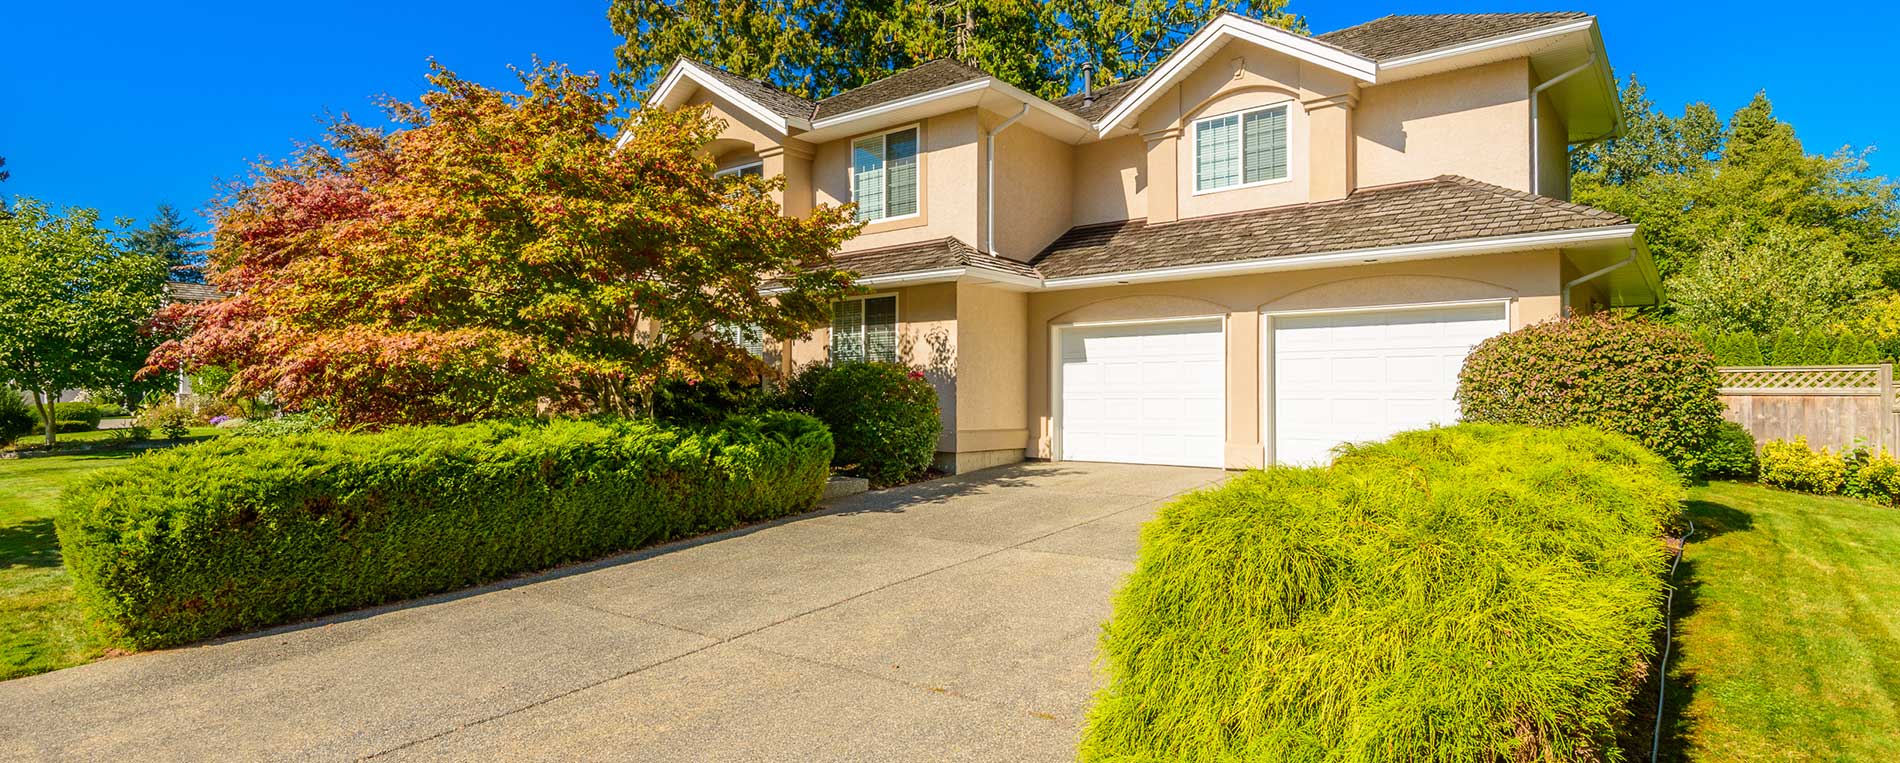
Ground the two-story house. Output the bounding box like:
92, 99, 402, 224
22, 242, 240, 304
648, 11, 1658, 472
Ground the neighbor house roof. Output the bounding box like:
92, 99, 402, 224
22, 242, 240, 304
832, 236, 1042, 282
162, 282, 226, 303
1314, 12, 1594, 61
1028, 176, 1630, 280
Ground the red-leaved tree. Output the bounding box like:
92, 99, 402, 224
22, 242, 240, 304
149, 62, 859, 426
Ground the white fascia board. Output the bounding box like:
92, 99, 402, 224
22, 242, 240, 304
1094, 14, 1378, 133
651, 61, 812, 135
809, 80, 993, 130
1378, 18, 1597, 72
854, 267, 968, 287
1040, 225, 1639, 290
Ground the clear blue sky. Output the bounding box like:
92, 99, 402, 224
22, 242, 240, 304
3, 1, 1893, 236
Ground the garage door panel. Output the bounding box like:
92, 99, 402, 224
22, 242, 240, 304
1060, 319, 1225, 468
1273, 305, 1507, 465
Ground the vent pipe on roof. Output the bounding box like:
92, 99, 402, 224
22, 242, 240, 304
1081, 61, 1096, 107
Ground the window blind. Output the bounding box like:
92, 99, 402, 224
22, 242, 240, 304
1195, 114, 1240, 191
1243, 107, 1288, 184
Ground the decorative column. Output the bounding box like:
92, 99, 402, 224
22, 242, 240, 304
1301, 92, 1358, 202
757, 140, 816, 217
1142, 126, 1182, 224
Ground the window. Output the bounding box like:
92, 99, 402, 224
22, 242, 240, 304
830, 295, 897, 363
1194, 104, 1289, 193
715, 162, 764, 179
717, 323, 766, 357
850, 127, 919, 223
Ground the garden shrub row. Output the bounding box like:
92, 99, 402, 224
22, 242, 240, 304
1759, 436, 1900, 505
57, 412, 833, 649
1082, 424, 1682, 763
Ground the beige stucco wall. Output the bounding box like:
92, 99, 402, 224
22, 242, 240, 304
1072, 134, 1146, 225
986, 115, 1074, 260
1021, 251, 1565, 468
1535, 89, 1571, 200
785, 282, 962, 452
815, 109, 983, 253
1355, 59, 1533, 192
954, 282, 1029, 460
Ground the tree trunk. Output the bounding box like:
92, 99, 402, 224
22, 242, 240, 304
31, 387, 55, 448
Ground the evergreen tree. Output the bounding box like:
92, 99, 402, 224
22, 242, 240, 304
126, 204, 205, 283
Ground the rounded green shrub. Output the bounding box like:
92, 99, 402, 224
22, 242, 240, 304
1457, 312, 1725, 475
1759, 437, 1847, 494
1704, 421, 1760, 480
783, 362, 941, 487
1844, 448, 1900, 506
0, 393, 34, 446
137, 401, 196, 439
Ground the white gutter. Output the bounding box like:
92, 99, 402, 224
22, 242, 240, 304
1530, 51, 1595, 194
1041, 225, 1639, 290
985, 103, 1030, 256
1562, 247, 1637, 311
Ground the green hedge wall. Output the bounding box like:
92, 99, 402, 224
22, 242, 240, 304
1082, 424, 1681, 763
57, 412, 833, 649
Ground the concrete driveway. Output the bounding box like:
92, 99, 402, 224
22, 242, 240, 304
0, 461, 1226, 762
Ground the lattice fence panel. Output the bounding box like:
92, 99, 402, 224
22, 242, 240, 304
1720, 366, 1881, 393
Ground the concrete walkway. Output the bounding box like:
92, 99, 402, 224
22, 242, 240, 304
0, 461, 1226, 762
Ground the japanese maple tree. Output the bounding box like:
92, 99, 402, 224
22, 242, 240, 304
150, 62, 859, 426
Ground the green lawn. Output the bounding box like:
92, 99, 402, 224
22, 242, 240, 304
1660, 482, 1900, 762
7, 426, 223, 451
0, 452, 137, 679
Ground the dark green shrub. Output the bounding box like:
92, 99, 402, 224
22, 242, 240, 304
0, 393, 33, 446
1704, 421, 1760, 480
653, 377, 770, 426
1458, 312, 1726, 475
1083, 424, 1681, 763
782, 362, 940, 487
57, 412, 832, 649
30, 402, 105, 431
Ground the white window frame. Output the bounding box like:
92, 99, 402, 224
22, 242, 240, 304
1191, 103, 1293, 195
829, 292, 900, 363
714, 161, 764, 179
717, 322, 767, 357
848, 124, 921, 224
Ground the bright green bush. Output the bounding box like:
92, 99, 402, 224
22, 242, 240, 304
228, 410, 338, 438
1458, 312, 1725, 475
31, 401, 106, 430
0, 393, 33, 446
57, 412, 832, 649
1758, 437, 1847, 494
782, 362, 941, 487
1083, 424, 1681, 763
1704, 421, 1760, 480
1844, 448, 1900, 506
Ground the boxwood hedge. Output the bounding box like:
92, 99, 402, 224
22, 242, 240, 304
57, 412, 832, 649
1082, 424, 1681, 763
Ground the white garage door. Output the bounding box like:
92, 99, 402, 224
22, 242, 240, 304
1059, 319, 1225, 468
1272, 303, 1508, 465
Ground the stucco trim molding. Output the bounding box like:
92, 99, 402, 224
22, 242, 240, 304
1049, 294, 1234, 326
1257, 274, 1518, 314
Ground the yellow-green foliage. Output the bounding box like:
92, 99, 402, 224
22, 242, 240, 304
1845, 450, 1900, 506
1082, 424, 1682, 763
57, 412, 832, 649
1758, 437, 1848, 495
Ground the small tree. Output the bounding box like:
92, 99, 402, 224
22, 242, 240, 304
0, 198, 168, 446
149, 62, 860, 427
126, 204, 205, 284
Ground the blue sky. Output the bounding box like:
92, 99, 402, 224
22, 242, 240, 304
3, 1, 1893, 236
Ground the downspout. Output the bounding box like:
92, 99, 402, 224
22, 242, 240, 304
986, 103, 1030, 256
1562, 246, 1636, 313
1530, 52, 1595, 195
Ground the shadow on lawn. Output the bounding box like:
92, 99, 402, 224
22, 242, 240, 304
0, 517, 62, 569
1622, 496, 1754, 762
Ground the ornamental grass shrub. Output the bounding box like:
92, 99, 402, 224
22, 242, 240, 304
1457, 313, 1725, 476
781, 361, 941, 487
57, 412, 832, 649
1082, 424, 1682, 763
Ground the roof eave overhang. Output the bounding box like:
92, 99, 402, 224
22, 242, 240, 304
1038, 225, 1640, 291
644, 60, 813, 138
1092, 13, 1378, 135
1374, 17, 1621, 143
799, 79, 1094, 143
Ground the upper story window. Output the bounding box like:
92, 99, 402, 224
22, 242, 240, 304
1193, 104, 1289, 193
715, 161, 764, 179
850, 127, 919, 223
831, 295, 897, 363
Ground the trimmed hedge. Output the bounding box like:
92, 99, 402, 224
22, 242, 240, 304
31, 401, 106, 430
1458, 312, 1725, 475
1083, 424, 1681, 763
782, 362, 941, 487
57, 412, 833, 649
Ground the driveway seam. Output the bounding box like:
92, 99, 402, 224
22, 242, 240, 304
359, 471, 1217, 761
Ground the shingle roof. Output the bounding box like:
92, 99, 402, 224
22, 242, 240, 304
162, 281, 227, 303
682, 61, 818, 122
1315, 12, 1592, 61
812, 60, 992, 121
1050, 76, 1147, 122
1029, 176, 1628, 280
832, 236, 1040, 280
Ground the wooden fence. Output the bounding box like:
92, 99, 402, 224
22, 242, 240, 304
1718, 364, 1900, 453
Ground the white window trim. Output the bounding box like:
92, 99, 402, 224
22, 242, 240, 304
1191, 103, 1294, 196
714, 160, 764, 179
848, 124, 922, 224
829, 292, 901, 363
